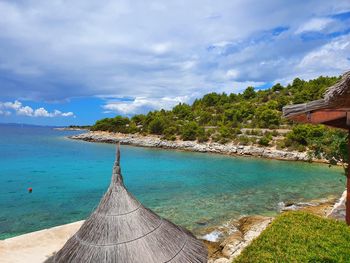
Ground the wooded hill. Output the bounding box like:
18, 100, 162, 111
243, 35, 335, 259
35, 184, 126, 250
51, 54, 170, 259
91, 75, 348, 164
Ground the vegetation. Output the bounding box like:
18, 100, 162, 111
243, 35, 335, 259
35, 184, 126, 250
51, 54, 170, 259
91, 75, 348, 162
234, 211, 350, 263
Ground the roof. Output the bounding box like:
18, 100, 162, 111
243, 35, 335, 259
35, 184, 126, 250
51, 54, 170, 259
46, 144, 207, 263
283, 71, 350, 128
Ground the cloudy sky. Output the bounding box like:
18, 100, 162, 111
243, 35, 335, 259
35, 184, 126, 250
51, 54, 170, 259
0, 0, 350, 125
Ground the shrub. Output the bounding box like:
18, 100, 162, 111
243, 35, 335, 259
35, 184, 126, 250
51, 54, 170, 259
238, 136, 250, 145
148, 117, 166, 135
258, 135, 271, 146
197, 128, 209, 143
181, 122, 200, 141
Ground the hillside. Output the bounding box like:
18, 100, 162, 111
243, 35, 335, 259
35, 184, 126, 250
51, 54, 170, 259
91, 75, 348, 165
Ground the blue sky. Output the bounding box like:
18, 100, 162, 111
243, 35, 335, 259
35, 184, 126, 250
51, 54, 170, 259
0, 1, 350, 126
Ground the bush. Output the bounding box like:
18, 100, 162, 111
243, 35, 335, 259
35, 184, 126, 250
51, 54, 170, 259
181, 122, 200, 141
258, 135, 271, 146
148, 117, 166, 135
91, 116, 130, 133
163, 134, 177, 141
238, 136, 250, 146
271, 130, 279, 137
197, 128, 209, 143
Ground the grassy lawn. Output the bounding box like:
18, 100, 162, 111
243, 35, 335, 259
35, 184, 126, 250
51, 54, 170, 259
234, 211, 350, 263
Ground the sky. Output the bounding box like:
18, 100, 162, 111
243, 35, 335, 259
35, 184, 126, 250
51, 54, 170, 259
0, 0, 350, 126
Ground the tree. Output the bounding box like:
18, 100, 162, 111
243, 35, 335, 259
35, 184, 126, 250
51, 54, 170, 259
257, 108, 281, 128
272, 83, 283, 92
173, 103, 192, 119
258, 135, 272, 146
148, 117, 166, 135
181, 122, 200, 141
243, 86, 256, 99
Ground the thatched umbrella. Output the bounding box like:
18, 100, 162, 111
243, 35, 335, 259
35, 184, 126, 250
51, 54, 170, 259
46, 144, 207, 262
283, 70, 350, 225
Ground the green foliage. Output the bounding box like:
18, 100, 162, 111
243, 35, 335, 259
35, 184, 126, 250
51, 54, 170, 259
284, 124, 347, 164
237, 135, 250, 146
218, 126, 233, 143
271, 83, 283, 92
258, 135, 271, 146
197, 128, 209, 143
173, 103, 192, 119
285, 124, 323, 146
234, 212, 350, 263
163, 126, 178, 141
90, 74, 346, 163
91, 116, 129, 133
242, 86, 256, 99
256, 108, 281, 128
181, 122, 200, 141
311, 129, 348, 165
148, 117, 166, 135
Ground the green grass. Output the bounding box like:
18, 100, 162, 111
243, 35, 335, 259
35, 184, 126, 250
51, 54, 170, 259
234, 211, 350, 263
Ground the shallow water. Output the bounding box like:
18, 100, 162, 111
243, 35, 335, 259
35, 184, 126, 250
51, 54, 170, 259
0, 124, 345, 239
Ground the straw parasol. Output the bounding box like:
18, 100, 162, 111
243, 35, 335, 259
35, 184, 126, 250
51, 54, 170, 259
46, 143, 208, 262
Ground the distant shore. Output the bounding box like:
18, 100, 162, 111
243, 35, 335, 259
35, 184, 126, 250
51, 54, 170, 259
54, 127, 88, 131
69, 131, 331, 164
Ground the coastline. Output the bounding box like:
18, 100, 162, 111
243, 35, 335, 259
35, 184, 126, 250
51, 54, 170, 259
54, 127, 88, 131
69, 131, 331, 164
1, 192, 345, 263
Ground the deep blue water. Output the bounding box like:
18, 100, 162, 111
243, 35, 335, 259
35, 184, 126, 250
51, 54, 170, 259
0, 124, 345, 239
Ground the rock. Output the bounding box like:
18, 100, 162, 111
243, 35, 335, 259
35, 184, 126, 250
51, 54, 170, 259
220, 231, 243, 258
203, 240, 224, 261
69, 131, 329, 163
195, 219, 209, 226
213, 258, 230, 263
328, 190, 346, 221
201, 215, 273, 262
218, 216, 273, 261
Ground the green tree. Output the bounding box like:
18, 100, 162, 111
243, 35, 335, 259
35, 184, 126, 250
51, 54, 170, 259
243, 86, 256, 99
181, 122, 200, 141
148, 117, 166, 135
173, 103, 192, 119
257, 108, 281, 128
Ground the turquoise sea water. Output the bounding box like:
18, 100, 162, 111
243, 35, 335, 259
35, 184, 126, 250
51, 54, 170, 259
0, 124, 346, 239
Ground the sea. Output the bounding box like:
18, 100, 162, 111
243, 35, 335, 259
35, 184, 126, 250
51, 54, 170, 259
0, 123, 345, 239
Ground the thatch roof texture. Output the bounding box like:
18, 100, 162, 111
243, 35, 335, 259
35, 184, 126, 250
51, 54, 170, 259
46, 145, 207, 262
283, 71, 350, 118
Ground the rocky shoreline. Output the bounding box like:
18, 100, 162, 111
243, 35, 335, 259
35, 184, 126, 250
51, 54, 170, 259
202, 193, 346, 263
69, 131, 329, 164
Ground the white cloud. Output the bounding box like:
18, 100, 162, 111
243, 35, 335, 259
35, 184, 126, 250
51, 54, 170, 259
296, 18, 334, 34
0, 100, 75, 118
0, 0, 349, 110
18, 106, 34, 116
3, 100, 22, 111
296, 34, 350, 78
34, 107, 50, 117
226, 69, 239, 79
151, 42, 172, 55
103, 96, 190, 115
61, 112, 74, 117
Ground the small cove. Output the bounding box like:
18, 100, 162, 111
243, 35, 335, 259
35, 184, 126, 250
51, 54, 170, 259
0, 124, 345, 239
